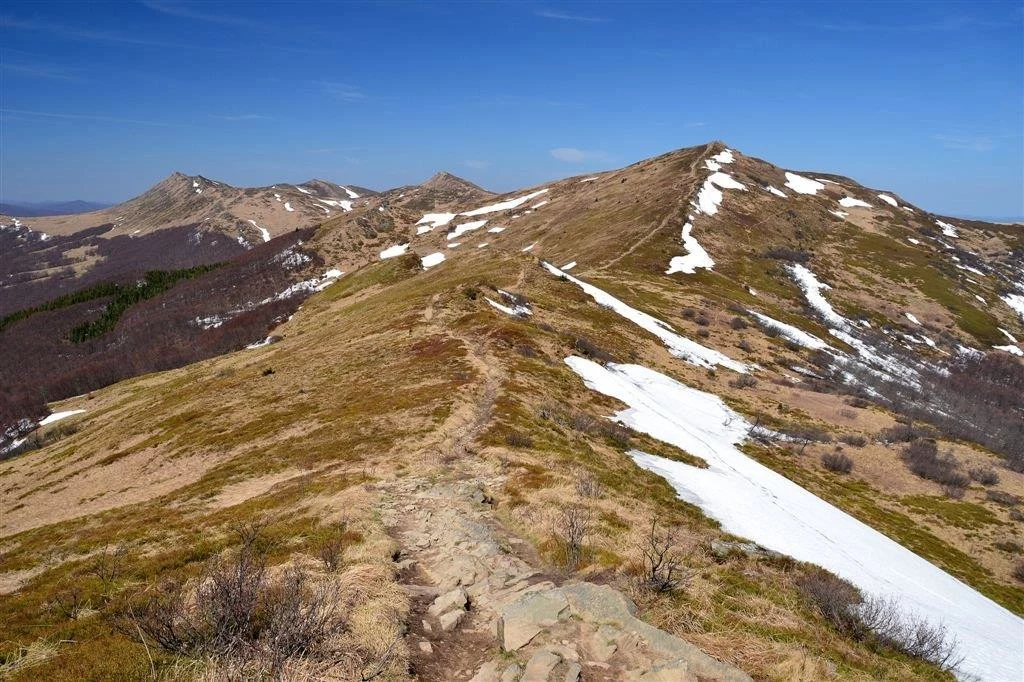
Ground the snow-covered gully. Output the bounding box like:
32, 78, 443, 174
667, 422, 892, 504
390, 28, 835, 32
565, 357, 1023, 682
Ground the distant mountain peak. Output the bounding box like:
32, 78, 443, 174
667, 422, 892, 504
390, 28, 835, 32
421, 171, 490, 194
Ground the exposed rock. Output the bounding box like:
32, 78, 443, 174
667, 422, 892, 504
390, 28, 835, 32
439, 609, 465, 632
496, 590, 570, 651
428, 586, 468, 617
711, 540, 783, 560
500, 663, 523, 682
418, 640, 433, 654
564, 662, 582, 682
521, 649, 561, 682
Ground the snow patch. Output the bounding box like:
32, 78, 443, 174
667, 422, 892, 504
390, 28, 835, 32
998, 327, 1018, 343
710, 149, 734, 164
936, 220, 959, 238
784, 172, 824, 195
341, 186, 359, 199
994, 345, 1023, 357
284, 202, 294, 212
748, 311, 829, 350
789, 264, 847, 328
544, 263, 747, 373
666, 223, 714, 275
415, 213, 457, 230
379, 243, 410, 259
839, 196, 872, 209
318, 199, 353, 212
447, 219, 488, 240
579, 176, 599, 183
907, 238, 921, 245
461, 189, 548, 217
247, 220, 271, 243
877, 194, 899, 207
487, 226, 506, 233
39, 410, 86, 427
766, 185, 787, 198
522, 242, 536, 252
563, 357, 1022, 682
905, 313, 921, 325
1002, 293, 1024, 322
420, 252, 445, 269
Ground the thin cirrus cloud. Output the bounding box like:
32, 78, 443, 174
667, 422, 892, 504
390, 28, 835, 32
140, 0, 261, 29
550, 147, 607, 163
0, 108, 180, 127
1, 61, 88, 83
317, 82, 369, 102
535, 9, 609, 23
933, 134, 995, 152
210, 113, 272, 121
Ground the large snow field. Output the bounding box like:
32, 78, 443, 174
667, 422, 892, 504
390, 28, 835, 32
566, 357, 1023, 682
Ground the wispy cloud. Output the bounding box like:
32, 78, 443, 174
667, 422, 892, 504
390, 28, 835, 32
317, 82, 368, 102
141, 1, 260, 28
0, 108, 179, 127
684, 121, 708, 128
550, 147, 608, 163
535, 9, 609, 23
462, 159, 491, 169
0, 61, 88, 83
0, 16, 226, 50
210, 113, 272, 121
933, 134, 995, 152
809, 13, 1017, 34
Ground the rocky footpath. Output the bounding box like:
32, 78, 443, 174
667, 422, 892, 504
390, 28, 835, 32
377, 478, 751, 681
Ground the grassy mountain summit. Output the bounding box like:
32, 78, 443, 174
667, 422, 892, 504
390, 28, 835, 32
1, 142, 1022, 681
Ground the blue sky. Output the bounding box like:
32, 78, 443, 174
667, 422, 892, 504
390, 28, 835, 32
2, 1, 1022, 218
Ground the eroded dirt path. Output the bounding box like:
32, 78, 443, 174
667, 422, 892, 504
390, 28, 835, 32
374, 294, 751, 681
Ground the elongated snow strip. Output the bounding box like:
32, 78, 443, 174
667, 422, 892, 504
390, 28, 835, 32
565, 356, 1022, 682
543, 262, 747, 373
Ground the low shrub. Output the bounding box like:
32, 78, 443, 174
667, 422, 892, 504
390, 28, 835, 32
985, 490, 1020, 507
968, 467, 1000, 486
505, 432, 534, 449
878, 423, 937, 443
729, 375, 758, 389
901, 440, 969, 489
729, 316, 748, 330
822, 451, 854, 474
838, 434, 867, 448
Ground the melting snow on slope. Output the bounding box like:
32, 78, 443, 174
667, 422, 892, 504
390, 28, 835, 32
247, 220, 271, 243
905, 312, 921, 325
487, 226, 505, 233
936, 220, 959, 238
747, 311, 829, 350
789, 264, 847, 328
994, 345, 1024, 357
998, 328, 1019, 343
829, 210, 849, 219
416, 213, 457, 231
543, 262, 747, 373
379, 243, 409, 259
39, 410, 86, 427
666, 222, 714, 275
710, 149, 734, 164
522, 242, 536, 252
1002, 293, 1024, 322
877, 194, 899, 207
839, 196, 872, 209
296, 186, 312, 194
531, 200, 549, 209
420, 252, 445, 269
784, 172, 824, 195
561, 261, 577, 270
447, 219, 488, 240
319, 199, 353, 212
693, 172, 747, 216
579, 177, 599, 183
341, 186, 359, 199
486, 293, 531, 317
907, 238, 921, 245
461, 189, 548, 217
564, 357, 1022, 682
766, 186, 787, 198
284, 202, 295, 212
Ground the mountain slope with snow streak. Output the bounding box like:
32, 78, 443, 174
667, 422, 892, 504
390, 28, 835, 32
565, 357, 1022, 682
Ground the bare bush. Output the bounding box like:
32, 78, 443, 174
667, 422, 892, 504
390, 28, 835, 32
838, 434, 867, 448
968, 467, 999, 486
636, 520, 690, 593
737, 338, 753, 352
118, 527, 348, 676
765, 247, 811, 263
316, 522, 349, 572
559, 506, 592, 572
985, 490, 1020, 507
729, 374, 758, 389
505, 432, 534, 449
796, 570, 962, 673
729, 316, 748, 330
878, 424, 937, 443
573, 336, 615, 363
901, 441, 968, 489
1014, 562, 1024, 583
573, 469, 603, 499
822, 451, 854, 474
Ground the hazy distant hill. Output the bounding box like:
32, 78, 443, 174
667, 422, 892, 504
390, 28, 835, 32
0, 200, 110, 217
